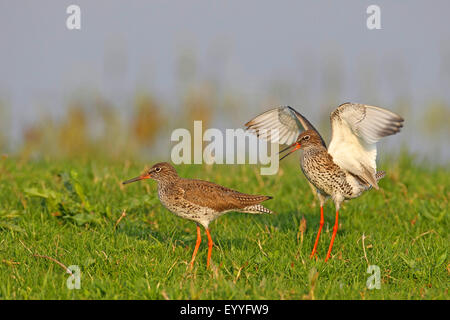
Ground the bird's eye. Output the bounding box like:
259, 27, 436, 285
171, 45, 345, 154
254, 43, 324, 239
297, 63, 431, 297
304, 135, 310, 141
155, 167, 161, 173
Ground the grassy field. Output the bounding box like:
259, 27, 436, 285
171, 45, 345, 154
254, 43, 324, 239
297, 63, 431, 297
0, 154, 448, 300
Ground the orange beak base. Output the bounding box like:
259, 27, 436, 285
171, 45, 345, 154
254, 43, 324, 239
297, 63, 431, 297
122, 173, 151, 185
279, 142, 301, 161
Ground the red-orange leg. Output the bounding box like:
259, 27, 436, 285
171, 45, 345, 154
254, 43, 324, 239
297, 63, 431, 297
205, 228, 214, 268
309, 206, 324, 258
189, 225, 202, 269
325, 210, 339, 262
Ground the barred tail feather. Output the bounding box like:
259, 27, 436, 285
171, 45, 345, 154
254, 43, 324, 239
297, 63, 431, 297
240, 204, 274, 215
376, 171, 386, 181
366, 171, 386, 191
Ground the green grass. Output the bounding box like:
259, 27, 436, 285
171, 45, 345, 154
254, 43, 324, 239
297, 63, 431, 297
0, 155, 448, 299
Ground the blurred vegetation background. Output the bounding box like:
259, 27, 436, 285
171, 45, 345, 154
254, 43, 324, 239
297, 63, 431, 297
0, 2, 449, 166
0, 49, 449, 166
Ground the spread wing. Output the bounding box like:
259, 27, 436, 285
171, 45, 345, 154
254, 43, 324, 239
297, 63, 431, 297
245, 106, 326, 147
327, 103, 404, 189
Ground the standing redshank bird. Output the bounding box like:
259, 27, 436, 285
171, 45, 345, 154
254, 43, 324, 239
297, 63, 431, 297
245, 103, 404, 261
122, 162, 273, 268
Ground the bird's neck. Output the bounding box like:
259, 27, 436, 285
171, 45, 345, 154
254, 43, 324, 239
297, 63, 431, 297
301, 144, 329, 163
303, 144, 327, 155
156, 174, 180, 188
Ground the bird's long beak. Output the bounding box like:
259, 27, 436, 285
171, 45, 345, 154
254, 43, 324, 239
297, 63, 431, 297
122, 173, 151, 185
279, 142, 301, 161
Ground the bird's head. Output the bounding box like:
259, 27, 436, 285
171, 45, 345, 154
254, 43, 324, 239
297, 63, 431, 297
122, 162, 178, 184
279, 130, 322, 161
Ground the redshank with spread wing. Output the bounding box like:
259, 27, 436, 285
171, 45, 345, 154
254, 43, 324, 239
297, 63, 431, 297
245, 103, 404, 261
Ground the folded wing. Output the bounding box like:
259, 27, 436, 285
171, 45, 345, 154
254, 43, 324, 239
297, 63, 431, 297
328, 103, 404, 189
180, 179, 271, 212
245, 106, 326, 147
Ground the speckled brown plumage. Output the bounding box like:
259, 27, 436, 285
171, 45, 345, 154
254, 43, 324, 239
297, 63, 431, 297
245, 103, 404, 262
298, 130, 377, 206
161, 178, 271, 216
123, 162, 273, 269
